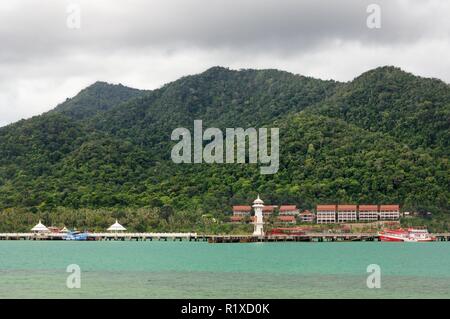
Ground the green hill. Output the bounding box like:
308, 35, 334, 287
310, 66, 450, 153
0, 66, 448, 232
50, 81, 146, 121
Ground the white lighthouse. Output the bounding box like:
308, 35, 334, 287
252, 195, 265, 237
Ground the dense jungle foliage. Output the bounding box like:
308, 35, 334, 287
0, 66, 448, 232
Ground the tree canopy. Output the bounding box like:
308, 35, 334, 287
0, 66, 448, 232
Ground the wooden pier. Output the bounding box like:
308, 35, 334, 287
0, 232, 200, 241
208, 233, 382, 243
434, 233, 450, 241
207, 232, 450, 243
0, 232, 449, 242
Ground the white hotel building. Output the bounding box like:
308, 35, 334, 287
337, 205, 358, 222
379, 205, 400, 220
316, 205, 337, 224
315, 204, 401, 224
358, 205, 379, 221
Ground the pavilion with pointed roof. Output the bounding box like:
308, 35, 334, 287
31, 220, 49, 233
107, 220, 126, 232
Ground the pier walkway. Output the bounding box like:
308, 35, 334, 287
0, 232, 199, 241
208, 232, 450, 243
1, 232, 449, 242
208, 233, 380, 243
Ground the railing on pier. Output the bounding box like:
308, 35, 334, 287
0, 232, 198, 240
89, 232, 198, 238
1, 232, 449, 242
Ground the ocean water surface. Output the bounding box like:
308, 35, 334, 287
0, 241, 449, 298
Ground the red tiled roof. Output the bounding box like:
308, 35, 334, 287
337, 204, 357, 211
359, 205, 378, 211
380, 205, 400, 211
316, 205, 336, 211
232, 205, 251, 211
300, 210, 315, 216
277, 216, 296, 222
230, 216, 243, 221
279, 205, 297, 211
262, 206, 276, 212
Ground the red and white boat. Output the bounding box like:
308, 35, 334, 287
378, 228, 435, 242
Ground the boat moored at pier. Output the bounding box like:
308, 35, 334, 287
378, 228, 435, 242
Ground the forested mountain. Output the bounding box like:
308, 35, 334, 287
89, 67, 339, 153
0, 66, 448, 232
50, 81, 146, 121
311, 67, 450, 153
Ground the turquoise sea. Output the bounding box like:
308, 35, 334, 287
0, 241, 449, 298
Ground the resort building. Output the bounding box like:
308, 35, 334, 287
230, 201, 399, 224
379, 205, 400, 220
230, 216, 244, 223
358, 205, 379, 221
48, 226, 61, 233
232, 205, 252, 217
299, 210, 315, 223
279, 205, 299, 216
276, 215, 296, 224
316, 205, 337, 224
337, 205, 358, 222
262, 205, 276, 217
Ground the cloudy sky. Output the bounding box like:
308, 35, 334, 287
0, 0, 449, 127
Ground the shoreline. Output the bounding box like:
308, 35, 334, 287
1, 232, 450, 242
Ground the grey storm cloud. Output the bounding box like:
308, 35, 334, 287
0, 0, 449, 126
0, 0, 445, 59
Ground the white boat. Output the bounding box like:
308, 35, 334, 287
379, 228, 435, 242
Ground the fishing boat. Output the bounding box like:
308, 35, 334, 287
378, 228, 435, 242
